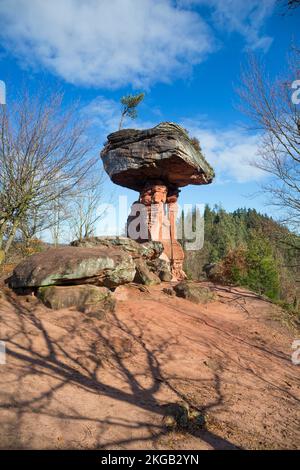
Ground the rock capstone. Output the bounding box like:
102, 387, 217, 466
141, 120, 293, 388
101, 122, 214, 191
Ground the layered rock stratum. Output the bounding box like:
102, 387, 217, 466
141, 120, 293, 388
101, 122, 214, 191
7, 244, 136, 289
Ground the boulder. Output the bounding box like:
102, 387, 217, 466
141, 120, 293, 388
71, 236, 163, 260
101, 122, 214, 191
6, 246, 136, 289
162, 287, 176, 297
134, 260, 161, 286
147, 257, 172, 282
203, 263, 220, 281
37, 285, 112, 316
112, 285, 130, 301
70, 236, 169, 284
173, 281, 215, 304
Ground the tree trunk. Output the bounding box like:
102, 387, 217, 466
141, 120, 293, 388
0, 219, 8, 250
4, 220, 20, 255
0, 232, 3, 250
118, 111, 126, 130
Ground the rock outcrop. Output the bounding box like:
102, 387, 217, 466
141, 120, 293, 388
71, 236, 170, 283
6, 238, 169, 297
71, 236, 163, 260
101, 122, 214, 281
173, 281, 216, 304
7, 246, 136, 289
7, 120, 215, 300
147, 257, 172, 282
133, 259, 161, 286
37, 284, 113, 318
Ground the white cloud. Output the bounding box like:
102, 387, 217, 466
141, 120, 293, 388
84, 96, 121, 133
0, 0, 214, 88
178, 0, 276, 51
0, 0, 275, 88
181, 119, 266, 183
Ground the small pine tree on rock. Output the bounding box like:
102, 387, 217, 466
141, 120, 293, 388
118, 92, 145, 130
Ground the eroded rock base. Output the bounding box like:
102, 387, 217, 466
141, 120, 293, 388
127, 180, 186, 281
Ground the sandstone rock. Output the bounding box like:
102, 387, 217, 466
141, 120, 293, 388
101, 122, 214, 191
37, 284, 111, 313
71, 236, 163, 260
81, 296, 115, 320
7, 246, 136, 289
70, 236, 168, 284
147, 257, 172, 282
134, 259, 161, 286
112, 285, 130, 301
203, 263, 218, 279
174, 281, 215, 304
162, 287, 176, 297
100, 122, 214, 282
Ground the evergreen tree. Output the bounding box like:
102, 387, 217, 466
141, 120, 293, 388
182, 204, 299, 308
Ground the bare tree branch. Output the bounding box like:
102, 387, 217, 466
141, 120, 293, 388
0, 87, 98, 258
237, 49, 300, 231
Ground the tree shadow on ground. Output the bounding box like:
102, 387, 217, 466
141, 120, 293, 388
0, 290, 241, 450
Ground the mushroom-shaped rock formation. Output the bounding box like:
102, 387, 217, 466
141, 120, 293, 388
101, 122, 214, 280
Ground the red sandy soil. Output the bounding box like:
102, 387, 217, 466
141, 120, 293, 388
0, 282, 299, 450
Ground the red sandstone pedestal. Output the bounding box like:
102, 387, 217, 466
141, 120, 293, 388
127, 180, 186, 281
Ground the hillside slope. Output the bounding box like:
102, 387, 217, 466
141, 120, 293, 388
0, 282, 299, 450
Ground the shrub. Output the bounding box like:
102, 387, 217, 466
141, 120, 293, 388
217, 239, 280, 300
190, 136, 202, 153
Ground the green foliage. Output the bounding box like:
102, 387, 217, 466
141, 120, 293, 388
181, 204, 299, 308
119, 92, 145, 129
244, 237, 280, 299
220, 239, 280, 300
120, 93, 144, 117
190, 137, 202, 153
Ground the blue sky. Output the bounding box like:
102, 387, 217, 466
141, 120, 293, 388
0, 0, 299, 237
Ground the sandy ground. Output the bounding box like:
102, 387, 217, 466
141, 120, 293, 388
0, 281, 299, 450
